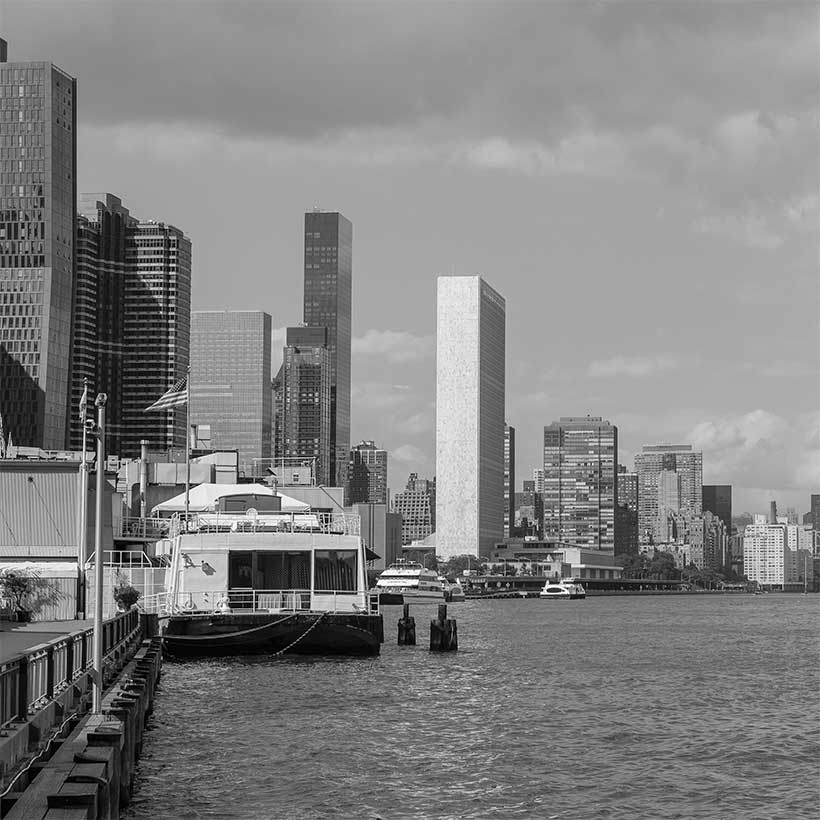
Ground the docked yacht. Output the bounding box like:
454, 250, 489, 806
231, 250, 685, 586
137, 484, 384, 657
373, 560, 445, 605
539, 579, 586, 600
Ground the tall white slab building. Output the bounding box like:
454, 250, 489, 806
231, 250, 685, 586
436, 276, 505, 558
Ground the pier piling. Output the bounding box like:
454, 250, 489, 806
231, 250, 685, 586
429, 603, 458, 652
397, 603, 416, 645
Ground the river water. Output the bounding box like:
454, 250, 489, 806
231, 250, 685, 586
123, 594, 819, 820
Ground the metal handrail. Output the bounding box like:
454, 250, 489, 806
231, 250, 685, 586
0, 608, 140, 727
139, 588, 380, 616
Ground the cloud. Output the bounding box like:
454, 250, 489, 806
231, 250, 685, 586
391, 444, 428, 464
395, 409, 434, 436
587, 355, 695, 379
352, 329, 434, 364
692, 209, 785, 250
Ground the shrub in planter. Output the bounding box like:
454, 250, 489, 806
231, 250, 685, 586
0, 570, 35, 622
113, 584, 140, 611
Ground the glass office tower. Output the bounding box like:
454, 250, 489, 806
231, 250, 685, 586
542, 416, 618, 551
303, 211, 351, 487
0, 43, 76, 448
190, 310, 272, 477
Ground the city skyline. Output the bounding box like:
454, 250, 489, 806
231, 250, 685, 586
0, 3, 817, 513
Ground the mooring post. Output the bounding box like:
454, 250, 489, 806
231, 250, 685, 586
430, 602, 458, 652
397, 602, 416, 645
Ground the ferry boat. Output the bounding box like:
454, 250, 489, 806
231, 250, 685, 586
539, 579, 586, 600
373, 560, 445, 605
138, 487, 383, 657
439, 576, 466, 602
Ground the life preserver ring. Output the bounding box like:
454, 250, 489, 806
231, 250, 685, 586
215, 596, 232, 614
181, 599, 195, 612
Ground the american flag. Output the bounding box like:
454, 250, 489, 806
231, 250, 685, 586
144, 375, 188, 412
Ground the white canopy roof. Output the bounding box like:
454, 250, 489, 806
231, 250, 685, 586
151, 483, 310, 514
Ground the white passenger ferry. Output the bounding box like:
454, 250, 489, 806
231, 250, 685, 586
539, 579, 586, 600
373, 560, 445, 605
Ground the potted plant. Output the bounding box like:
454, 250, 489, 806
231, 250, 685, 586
113, 583, 140, 612
0, 570, 35, 622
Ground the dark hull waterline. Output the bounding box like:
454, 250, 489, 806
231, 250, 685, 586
162, 612, 384, 658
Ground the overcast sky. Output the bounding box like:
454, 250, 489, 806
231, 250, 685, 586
2, 0, 818, 514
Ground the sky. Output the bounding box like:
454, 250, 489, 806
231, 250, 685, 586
2, 0, 818, 515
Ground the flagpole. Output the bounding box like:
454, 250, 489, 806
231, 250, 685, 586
76, 378, 89, 619
184, 365, 191, 526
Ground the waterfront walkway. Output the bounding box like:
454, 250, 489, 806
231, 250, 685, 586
0, 619, 92, 663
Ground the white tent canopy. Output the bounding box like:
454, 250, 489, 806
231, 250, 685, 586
151, 483, 310, 515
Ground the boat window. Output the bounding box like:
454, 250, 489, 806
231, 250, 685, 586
314, 550, 358, 591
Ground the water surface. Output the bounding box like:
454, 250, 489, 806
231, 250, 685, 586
124, 594, 820, 819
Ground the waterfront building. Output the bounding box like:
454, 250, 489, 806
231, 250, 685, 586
391, 473, 436, 546
743, 515, 812, 590
435, 275, 505, 558
504, 424, 515, 538
542, 416, 618, 551
280, 326, 331, 486
190, 311, 272, 479
490, 539, 623, 581
0, 42, 76, 449
347, 440, 388, 505
355, 503, 402, 571
67, 195, 191, 458
615, 466, 639, 555
303, 210, 352, 487
635, 444, 702, 545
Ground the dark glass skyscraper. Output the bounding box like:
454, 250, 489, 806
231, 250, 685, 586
0, 42, 76, 448
702, 484, 732, 535
303, 210, 351, 487
68, 195, 191, 458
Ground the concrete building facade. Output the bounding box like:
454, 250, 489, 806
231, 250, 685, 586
435, 275, 505, 558
190, 310, 272, 478
635, 444, 702, 545
504, 424, 515, 538
0, 46, 76, 449
392, 473, 436, 546
347, 440, 388, 505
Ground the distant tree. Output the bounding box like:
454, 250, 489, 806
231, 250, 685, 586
438, 554, 481, 577
618, 554, 647, 578
647, 551, 679, 581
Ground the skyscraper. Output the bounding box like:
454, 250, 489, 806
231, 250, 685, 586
392, 473, 436, 546
542, 416, 618, 551
303, 210, 352, 487
615, 466, 639, 555
190, 310, 272, 477
70, 194, 129, 453
702, 485, 732, 534
280, 325, 331, 485
67, 195, 191, 458
635, 444, 703, 544
347, 440, 388, 504
0, 42, 76, 448
436, 275, 505, 558
121, 220, 191, 456
504, 424, 515, 538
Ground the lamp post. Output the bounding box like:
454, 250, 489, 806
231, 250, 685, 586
92, 393, 107, 714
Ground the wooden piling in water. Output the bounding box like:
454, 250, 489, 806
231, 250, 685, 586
397, 603, 416, 645
429, 603, 458, 651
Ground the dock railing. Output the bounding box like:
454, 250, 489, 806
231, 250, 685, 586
0, 608, 141, 727
139, 589, 380, 616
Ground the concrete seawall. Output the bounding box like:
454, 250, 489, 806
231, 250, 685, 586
0, 618, 162, 819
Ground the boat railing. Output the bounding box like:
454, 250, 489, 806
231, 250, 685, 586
179, 511, 360, 537
116, 516, 175, 540
139, 588, 380, 616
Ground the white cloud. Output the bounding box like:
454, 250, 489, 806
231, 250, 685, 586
395, 408, 434, 436
715, 111, 798, 165
587, 355, 695, 379
352, 329, 434, 364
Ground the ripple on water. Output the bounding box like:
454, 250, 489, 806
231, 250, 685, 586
123, 596, 820, 820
